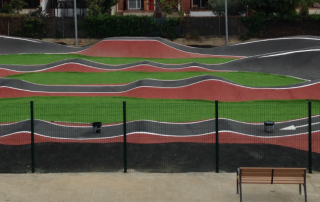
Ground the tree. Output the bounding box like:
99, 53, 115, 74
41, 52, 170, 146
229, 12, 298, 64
85, 0, 118, 17
0, 0, 27, 14
208, 0, 245, 16
9, 0, 28, 14
0, 2, 13, 14
238, 0, 314, 16
299, 0, 309, 17
101, 0, 119, 13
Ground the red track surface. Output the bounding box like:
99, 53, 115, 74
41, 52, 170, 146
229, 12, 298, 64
1, 132, 319, 154
0, 64, 228, 77
0, 80, 318, 101
75, 40, 242, 59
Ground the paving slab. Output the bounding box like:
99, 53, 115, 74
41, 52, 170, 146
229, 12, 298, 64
0, 172, 318, 202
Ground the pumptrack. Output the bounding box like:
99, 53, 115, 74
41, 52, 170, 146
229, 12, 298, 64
1, 35, 320, 57
1, 36, 320, 172
1, 47, 320, 80
0, 77, 319, 101
0, 119, 319, 154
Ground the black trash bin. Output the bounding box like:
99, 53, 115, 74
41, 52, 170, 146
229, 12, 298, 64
92, 122, 102, 133
264, 121, 274, 133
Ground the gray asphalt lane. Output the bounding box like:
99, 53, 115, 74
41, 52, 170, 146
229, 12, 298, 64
2, 48, 320, 80
0, 117, 317, 139
2, 35, 320, 57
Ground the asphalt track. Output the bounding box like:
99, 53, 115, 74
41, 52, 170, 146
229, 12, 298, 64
0, 117, 319, 153
1, 48, 320, 80
1, 35, 320, 57
0, 36, 320, 163
1, 77, 320, 101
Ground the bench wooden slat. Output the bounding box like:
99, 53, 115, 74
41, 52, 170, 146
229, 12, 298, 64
238, 167, 306, 185
241, 173, 272, 177
274, 173, 304, 176
237, 167, 307, 202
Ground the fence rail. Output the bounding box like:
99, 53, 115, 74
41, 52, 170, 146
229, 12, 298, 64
0, 101, 319, 173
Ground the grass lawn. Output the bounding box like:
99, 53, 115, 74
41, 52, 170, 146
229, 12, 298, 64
6, 71, 304, 87
0, 54, 235, 65
0, 97, 316, 123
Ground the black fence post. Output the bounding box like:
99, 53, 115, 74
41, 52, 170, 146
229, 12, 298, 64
308, 101, 312, 173
123, 101, 127, 173
30, 101, 35, 173
215, 100, 219, 173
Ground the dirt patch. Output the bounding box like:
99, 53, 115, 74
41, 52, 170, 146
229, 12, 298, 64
0, 143, 319, 173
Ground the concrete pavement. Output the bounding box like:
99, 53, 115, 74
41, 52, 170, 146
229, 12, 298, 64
0, 172, 319, 202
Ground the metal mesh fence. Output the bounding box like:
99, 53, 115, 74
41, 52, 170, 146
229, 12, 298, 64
126, 102, 215, 173
219, 102, 309, 172
33, 103, 123, 173
0, 103, 30, 173
312, 102, 320, 173
0, 101, 319, 173
181, 17, 248, 37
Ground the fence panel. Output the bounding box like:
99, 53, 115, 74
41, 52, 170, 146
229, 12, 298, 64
126, 102, 215, 173
0, 103, 30, 173
311, 102, 320, 172
219, 102, 309, 172
181, 17, 248, 37
33, 103, 123, 173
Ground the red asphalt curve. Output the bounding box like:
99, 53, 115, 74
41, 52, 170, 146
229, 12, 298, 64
1, 132, 319, 154
74, 40, 242, 59
0, 80, 319, 101
0, 64, 227, 77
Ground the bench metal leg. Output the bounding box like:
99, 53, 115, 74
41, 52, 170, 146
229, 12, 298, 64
237, 179, 239, 194
299, 184, 301, 195
304, 183, 307, 202
239, 183, 242, 202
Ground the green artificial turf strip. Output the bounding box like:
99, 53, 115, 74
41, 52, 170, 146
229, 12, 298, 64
0, 54, 235, 65
5, 71, 304, 87
0, 97, 317, 123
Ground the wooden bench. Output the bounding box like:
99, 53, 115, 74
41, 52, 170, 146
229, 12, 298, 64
237, 167, 307, 202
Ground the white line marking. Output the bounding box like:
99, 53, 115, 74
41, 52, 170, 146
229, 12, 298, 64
280, 122, 320, 130
1, 129, 319, 141
230, 37, 320, 46
260, 49, 320, 58
0, 63, 234, 73
0, 76, 317, 92
0, 35, 41, 43
69, 39, 245, 58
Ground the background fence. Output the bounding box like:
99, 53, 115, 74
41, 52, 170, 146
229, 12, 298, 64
0, 101, 319, 173
0, 16, 248, 38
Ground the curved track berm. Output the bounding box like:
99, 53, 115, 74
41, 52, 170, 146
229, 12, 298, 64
1, 47, 320, 80
0, 119, 319, 154
1, 77, 320, 101
1, 35, 320, 57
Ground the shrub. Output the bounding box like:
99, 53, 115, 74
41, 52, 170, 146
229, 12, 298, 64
23, 18, 46, 39
81, 14, 181, 39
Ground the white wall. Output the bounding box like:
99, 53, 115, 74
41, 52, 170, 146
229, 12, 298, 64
40, 0, 49, 11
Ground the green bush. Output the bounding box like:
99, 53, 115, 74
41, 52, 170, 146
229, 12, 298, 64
299, 1, 309, 17
306, 14, 320, 21
23, 18, 46, 39
81, 14, 180, 39
0, 2, 13, 14
241, 12, 307, 37
240, 12, 266, 37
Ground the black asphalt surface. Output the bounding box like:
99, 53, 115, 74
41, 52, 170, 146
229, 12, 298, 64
1, 48, 320, 80
109, 36, 320, 57
0, 74, 318, 94
1, 35, 320, 57
1, 117, 318, 139
1, 36, 320, 81
0, 36, 85, 55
